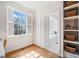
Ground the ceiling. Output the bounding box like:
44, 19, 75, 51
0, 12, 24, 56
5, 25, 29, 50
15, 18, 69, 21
15, 1, 62, 15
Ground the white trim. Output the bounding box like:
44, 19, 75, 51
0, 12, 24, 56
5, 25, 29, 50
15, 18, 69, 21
8, 34, 33, 38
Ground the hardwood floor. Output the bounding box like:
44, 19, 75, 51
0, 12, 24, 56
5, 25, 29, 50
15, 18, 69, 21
6, 44, 59, 58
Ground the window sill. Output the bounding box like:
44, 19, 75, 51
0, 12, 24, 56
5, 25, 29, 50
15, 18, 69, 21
8, 34, 32, 38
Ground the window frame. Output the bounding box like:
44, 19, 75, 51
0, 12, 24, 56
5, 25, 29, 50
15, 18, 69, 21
7, 6, 28, 37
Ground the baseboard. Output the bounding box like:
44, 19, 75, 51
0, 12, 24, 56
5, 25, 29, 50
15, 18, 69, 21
33, 43, 45, 49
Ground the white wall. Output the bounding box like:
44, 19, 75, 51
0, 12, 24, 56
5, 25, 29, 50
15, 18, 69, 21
5, 35, 33, 53
34, 15, 45, 48
0, 2, 7, 40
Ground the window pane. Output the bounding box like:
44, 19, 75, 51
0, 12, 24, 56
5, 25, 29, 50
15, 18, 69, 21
13, 11, 26, 35
23, 30, 26, 34
14, 30, 18, 35
14, 24, 19, 30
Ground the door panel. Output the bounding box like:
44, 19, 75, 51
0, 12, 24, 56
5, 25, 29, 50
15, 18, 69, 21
45, 15, 60, 56
50, 16, 59, 54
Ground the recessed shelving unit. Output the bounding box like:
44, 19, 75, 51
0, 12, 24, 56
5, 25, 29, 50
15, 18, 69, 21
63, 1, 79, 58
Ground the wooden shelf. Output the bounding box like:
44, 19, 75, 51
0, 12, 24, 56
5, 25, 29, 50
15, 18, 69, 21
64, 3, 79, 11
64, 30, 79, 31
64, 16, 79, 20
64, 40, 79, 45
64, 51, 79, 58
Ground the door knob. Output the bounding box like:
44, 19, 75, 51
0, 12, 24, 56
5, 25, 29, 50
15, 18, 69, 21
54, 31, 57, 34
56, 42, 58, 44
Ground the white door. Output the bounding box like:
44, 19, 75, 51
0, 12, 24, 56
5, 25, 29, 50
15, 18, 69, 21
45, 16, 60, 56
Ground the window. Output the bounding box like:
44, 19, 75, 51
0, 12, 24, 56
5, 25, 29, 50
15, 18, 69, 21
8, 6, 33, 36
13, 11, 27, 35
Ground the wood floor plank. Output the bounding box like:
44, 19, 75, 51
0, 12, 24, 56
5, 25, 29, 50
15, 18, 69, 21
5, 44, 59, 58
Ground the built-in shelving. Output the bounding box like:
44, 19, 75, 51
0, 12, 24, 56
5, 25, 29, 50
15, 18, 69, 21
64, 1, 79, 58
64, 3, 79, 11
64, 40, 79, 45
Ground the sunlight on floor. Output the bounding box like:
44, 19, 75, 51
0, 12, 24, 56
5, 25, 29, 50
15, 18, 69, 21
19, 51, 44, 58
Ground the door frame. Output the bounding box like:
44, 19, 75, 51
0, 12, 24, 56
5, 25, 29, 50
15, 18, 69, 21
44, 10, 62, 57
